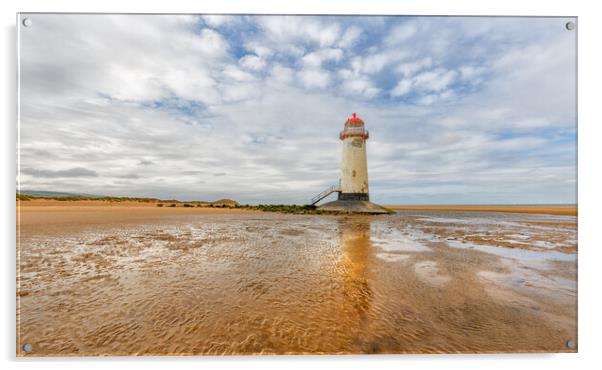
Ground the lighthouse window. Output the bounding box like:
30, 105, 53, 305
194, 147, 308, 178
352, 170, 356, 177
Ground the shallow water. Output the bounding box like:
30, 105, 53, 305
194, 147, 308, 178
17, 211, 577, 355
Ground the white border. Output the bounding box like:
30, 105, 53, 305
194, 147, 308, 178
3, 1, 601, 369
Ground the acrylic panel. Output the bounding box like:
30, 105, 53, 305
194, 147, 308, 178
16, 14, 577, 356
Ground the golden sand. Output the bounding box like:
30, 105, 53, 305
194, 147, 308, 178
387, 205, 577, 216
17, 199, 254, 234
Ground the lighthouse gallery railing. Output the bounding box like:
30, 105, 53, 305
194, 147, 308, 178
339, 127, 369, 140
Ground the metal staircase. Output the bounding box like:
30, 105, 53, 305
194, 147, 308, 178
310, 184, 341, 205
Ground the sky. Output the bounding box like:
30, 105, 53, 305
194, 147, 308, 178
18, 14, 577, 204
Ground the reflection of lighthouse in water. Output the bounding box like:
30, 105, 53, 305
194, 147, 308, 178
338, 219, 374, 335
339, 113, 370, 201
338, 218, 392, 353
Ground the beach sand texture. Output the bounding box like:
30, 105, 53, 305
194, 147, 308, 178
388, 205, 577, 216
17, 201, 577, 355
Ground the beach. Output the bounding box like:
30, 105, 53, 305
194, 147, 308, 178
388, 205, 577, 216
17, 200, 577, 355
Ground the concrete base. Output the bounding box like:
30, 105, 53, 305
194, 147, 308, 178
338, 192, 369, 201
318, 200, 391, 214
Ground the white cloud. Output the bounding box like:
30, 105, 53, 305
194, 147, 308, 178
386, 22, 418, 45
413, 68, 458, 92
390, 79, 413, 97
195, 28, 230, 57
459, 65, 485, 80
396, 57, 433, 76
340, 77, 380, 99
222, 65, 256, 82
297, 68, 331, 89
301, 48, 343, 68
269, 64, 295, 85
239, 54, 266, 71
359, 53, 390, 74
165, 69, 219, 104
243, 41, 273, 58
257, 16, 341, 47
202, 15, 235, 27
390, 68, 457, 97
337, 26, 362, 48
350, 50, 408, 76
220, 83, 261, 103
417, 94, 437, 106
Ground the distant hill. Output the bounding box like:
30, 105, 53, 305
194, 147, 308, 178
16, 190, 240, 206
18, 190, 100, 198
211, 199, 240, 207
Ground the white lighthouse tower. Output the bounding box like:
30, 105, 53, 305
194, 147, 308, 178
313, 113, 388, 214
339, 112, 370, 201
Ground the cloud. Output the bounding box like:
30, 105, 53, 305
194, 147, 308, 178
390, 79, 413, 97
202, 15, 235, 27
22, 167, 99, 178
386, 22, 418, 45
395, 57, 433, 77
337, 26, 362, 48
390, 68, 457, 98
18, 15, 577, 204
115, 173, 141, 179
297, 68, 331, 89
340, 77, 380, 99
244, 41, 273, 58
269, 64, 295, 84
349, 49, 408, 76
239, 54, 266, 71
301, 48, 343, 68
257, 16, 341, 47
458, 65, 485, 81
414, 69, 457, 91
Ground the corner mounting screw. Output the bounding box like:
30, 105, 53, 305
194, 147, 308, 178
565, 21, 575, 31
22, 17, 32, 27
22, 343, 33, 353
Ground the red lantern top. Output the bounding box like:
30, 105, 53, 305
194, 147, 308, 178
340, 112, 369, 140
345, 112, 364, 125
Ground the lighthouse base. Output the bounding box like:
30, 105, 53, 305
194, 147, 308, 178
319, 199, 391, 214
337, 192, 369, 201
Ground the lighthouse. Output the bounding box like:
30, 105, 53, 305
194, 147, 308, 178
313, 113, 389, 214
339, 112, 370, 201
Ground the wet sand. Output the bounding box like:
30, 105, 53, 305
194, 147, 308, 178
17, 202, 577, 355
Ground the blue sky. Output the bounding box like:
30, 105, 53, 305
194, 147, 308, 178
19, 15, 576, 204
